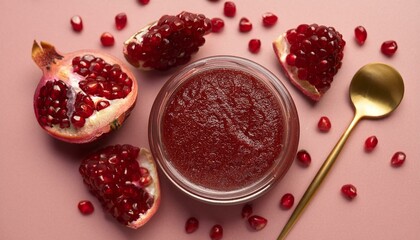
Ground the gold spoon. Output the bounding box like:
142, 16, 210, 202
277, 63, 404, 240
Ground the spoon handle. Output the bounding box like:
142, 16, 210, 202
277, 113, 362, 240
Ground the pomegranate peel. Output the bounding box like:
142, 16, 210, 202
32, 41, 137, 143
79, 146, 161, 229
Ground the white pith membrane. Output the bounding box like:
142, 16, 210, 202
273, 33, 321, 100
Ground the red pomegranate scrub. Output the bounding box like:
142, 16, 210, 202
149, 56, 299, 204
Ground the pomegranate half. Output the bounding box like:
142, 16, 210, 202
32, 41, 138, 143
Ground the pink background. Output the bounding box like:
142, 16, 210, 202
1, 0, 419, 239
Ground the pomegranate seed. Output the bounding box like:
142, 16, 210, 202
239, 18, 252, 32
185, 217, 199, 233
78, 200, 94, 215
318, 116, 331, 132
381, 40, 398, 56
224, 1, 236, 17
354, 26, 367, 45
341, 184, 357, 200
211, 18, 225, 33
100, 32, 115, 47
391, 151, 406, 167
248, 39, 261, 53
364, 135, 378, 151
296, 149, 311, 167
138, 0, 150, 4
210, 224, 223, 240
70, 15, 83, 32
248, 215, 268, 231
241, 203, 253, 219
115, 13, 128, 30
262, 12, 278, 27
280, 193, 294, 209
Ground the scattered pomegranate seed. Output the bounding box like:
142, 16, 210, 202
241, 203, 253, 219
115, 13, 128, 30
248, 215, 268, 231
211, 18, 225, 33
381, 40, 398, 56
100, 32, 115, 47
364, 135, 378, 151
341, 184, 357, 200
185, 217, 199, 234
296, 149, 311, 167
280, 193, 295, 209
354, 26, 367, 45
262, 12, 278, 27
248, 39, 261, 53
318, 116, 331, 132
78, 200, 94, 215
239, 18, 253, 32
70, 15, 83, 32
391, 151, 406, 167
210, 224, 223, 240
224, 1, 236, 17
138, 0, 150, 5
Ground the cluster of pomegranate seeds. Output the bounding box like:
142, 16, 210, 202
341, 184, 357, 200
138, 0, 150, 5
115, 13, 128, 30
70, 15, 83, 32
364, 135, 378, 151
285, 24, 345, 94
100, 32, 115, 47
280, 193, 295, 209
296, 149, 311, 167
354, 26, 367, 45
241, 203, 253, 219
391, 151, 406, 167
78, 200, 95, 215
224, 1, 236, 17
262, 12, 278, 27
318, 116, 332, 132
248, 215, 268, 231
211, 18, 225, 33
71, 92, 96, 128
125, 11, 211, 70
185, 217, 199, 233
210, 224, 223, 240
79, 145, 155, 226
248, 39, 261, 53
239, 18, 253, 32
381, 40, 398, 56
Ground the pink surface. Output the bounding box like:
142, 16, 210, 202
1, 0, 419, 239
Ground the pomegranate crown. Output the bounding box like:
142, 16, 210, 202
32, 40, 63, 70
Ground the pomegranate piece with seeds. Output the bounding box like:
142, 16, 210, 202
381, 40, 398, 56
296, 149, 311, 167
248, 39, 261, 53
32, 41, 137, 143
210, 224, 223, 240
115, 13, 128, 30
123, 11, 212, 71
70, 15, 83, 32
391, 151, 406, 167
262, 12, 278, 27
318, 116, 331, 132
273, 24, 346, 101
248, 215, 268, 231
224, 1, 236, 17
78, 200, 94, 215
280, 193, 295, 209
364, 135, 378, 151
211, 18, 225, 33
354, 26, 367, 45
79, 145, 160, 229
185, 217, 199, 233
341, 184, 357, 200
239, 18, 252, 32
100, 32, 115, 47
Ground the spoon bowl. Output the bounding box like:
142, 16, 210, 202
278, 63, 404, 240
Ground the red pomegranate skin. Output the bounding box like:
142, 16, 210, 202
162, 68, 284, 191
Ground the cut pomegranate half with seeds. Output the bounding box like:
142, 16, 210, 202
273, 23, 346, 101
185, 217, 199, 233
79, 145, 160, 229
123, 11, 212, 71
32, 41, 137, 143
78, 200, 94, 215
248, 215, 268, 231
341, 184, 357, 200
